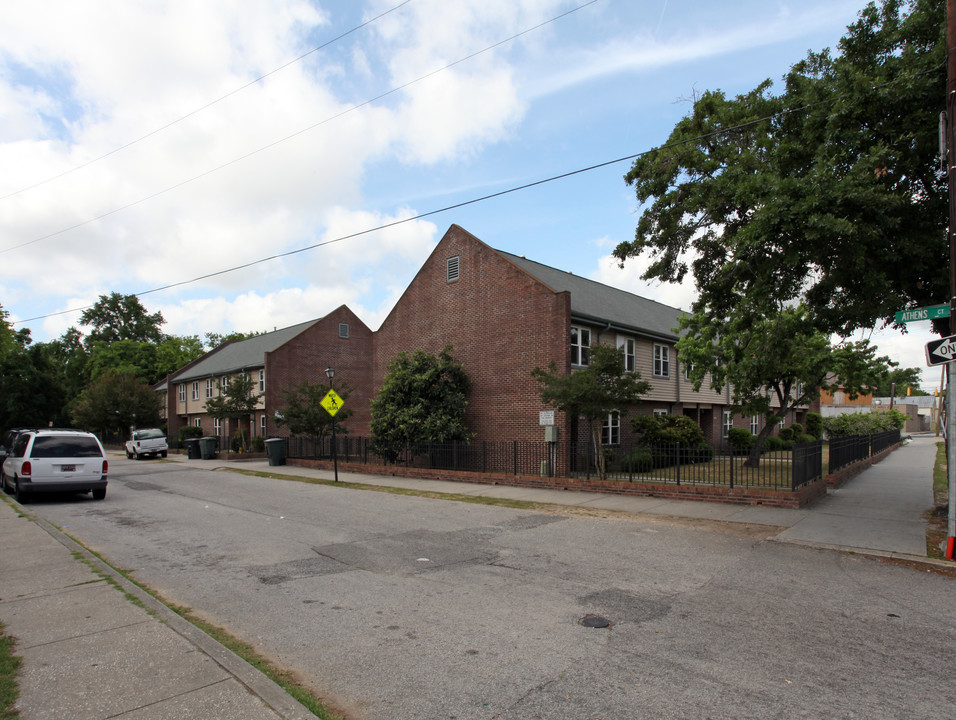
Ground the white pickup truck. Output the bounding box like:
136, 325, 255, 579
125, 428, 168, 459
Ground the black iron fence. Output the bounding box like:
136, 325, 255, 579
828, 430, 900, 473
282, 436, 867, 492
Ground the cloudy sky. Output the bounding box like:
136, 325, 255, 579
0, 0, 942, 390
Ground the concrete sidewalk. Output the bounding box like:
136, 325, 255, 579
1, 433, 949, 719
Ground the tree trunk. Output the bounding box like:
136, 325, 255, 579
742, 410, 787, 468
591, 425, 607, 481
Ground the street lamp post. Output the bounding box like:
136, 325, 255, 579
325, 367, 338, 483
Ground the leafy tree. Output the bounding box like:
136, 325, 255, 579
0, 338, 71, 432
204, 330, 263, 350
43, 327, 91, 403
70, 370, 162, 435
155, 335, 205, 380
88, 339, 157, 382
870, 366, 926, 397
274, 380, 354, 455
677, 304, 891, 465
533, 344, 651, 480
370, 346, 472, 461
614, 0, 946, 337
204, 374, 262, 451
80, 292, 165, 349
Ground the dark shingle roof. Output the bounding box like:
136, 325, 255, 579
172, 319, 319, 382
497, 250, 686, 341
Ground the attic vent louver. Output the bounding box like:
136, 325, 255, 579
447, 256, 460, 283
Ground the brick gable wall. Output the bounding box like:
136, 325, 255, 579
373, 225, 571, 443
265, 306, 374, 437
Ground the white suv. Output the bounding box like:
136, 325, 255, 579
1, 429, 108, 503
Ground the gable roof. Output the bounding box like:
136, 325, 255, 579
497, 250, 685, 341
171, 319, 319, 382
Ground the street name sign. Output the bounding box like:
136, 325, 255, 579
896, 303, 951, 323
321, 389, 344, 417
925, 334, 956, 366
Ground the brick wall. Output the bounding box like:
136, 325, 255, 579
374, 224, 571, 443
265, 305, 374, 437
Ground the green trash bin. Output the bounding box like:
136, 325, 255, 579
199, 436, 218, 459
265, 438, 286, 466
184, 437, 201, 459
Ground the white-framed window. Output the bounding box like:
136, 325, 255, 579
653, 409, 668, 417
722, 411, 733, 437
214, 418, 222, 435
751, 415, 760, 435
602, 411, 620, 445
221, 375, 229, 392
178, 384, 186, 402
205, 378, 214, 398
571, 326, 591, 366
260, 414, 266, 435
193, 417, 202, 428
258, 369, 265, 393
617, 336, 635, 372
191, 382, 199, 400
684, 362, 695, 381
653, 344, 670, 378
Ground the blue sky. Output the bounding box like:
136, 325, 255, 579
0, 0, 941, 389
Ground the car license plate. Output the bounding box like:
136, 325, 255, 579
61, 464, 75, 472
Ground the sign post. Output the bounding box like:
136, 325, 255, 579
321, 388, 344, 483
924, 332, 956, 557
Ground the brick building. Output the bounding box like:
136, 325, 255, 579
164, 224, 808, 448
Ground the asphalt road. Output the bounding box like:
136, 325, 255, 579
24, 457, 956, 720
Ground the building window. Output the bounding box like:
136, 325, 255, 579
684, 362, 695, 380
214, 418, 222, 435
339, 323, 349, 339
178, 384, 186, 402
221, 376, 229, 392
571, 326, 591, 366
722, 411, 733, 437
617, 336, 635, 372
193, 417, 202, 428
447, 256, 460, 283
653, 409, 668, 417
191, 382, 199, 401
205, 379, 214, 398
261, 414, 266, 436
602, 412, 620, 445
751, 415, 760, 435
258, 369, 265, 393
653, 344, 670, 378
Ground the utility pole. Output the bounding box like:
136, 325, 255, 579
946, 0, 956, 559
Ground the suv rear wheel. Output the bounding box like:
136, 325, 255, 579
14, 477, 28, 503
92, 488, 106, 500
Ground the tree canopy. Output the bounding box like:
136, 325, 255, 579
614, 0, 946, 336
70, 370, 162, 435
204, 374, 262, 451
370, 346, 472, 460
80, 292, 166, 348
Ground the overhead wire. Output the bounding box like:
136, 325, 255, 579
8, 32, 943, 328
0, 0, 416, 202
0, 0, 602, 256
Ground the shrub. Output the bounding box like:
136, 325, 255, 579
805, 412, 823, 439
727, 428, 755, 452
230, 433, 243, 452
178, 425, 203, 448
251, 436, 265, 453
631, 414, 705, 447
778, 426, 795, 443
790, 422, 804, 436
823, 409, 906, 437
621, 448, 654, 473
764, 436, 785, 451
796, 434, 816, 444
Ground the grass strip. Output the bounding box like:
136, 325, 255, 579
0, 621, 22, 720
221, 467, 542, 511
926, 442, 948, 559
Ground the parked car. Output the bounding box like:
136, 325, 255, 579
1, 429, 108, 503
125, 428, 168, 459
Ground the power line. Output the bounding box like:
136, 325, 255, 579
0, 0, 416, 202
0, 0, 602, 256
7, 112, 791, 327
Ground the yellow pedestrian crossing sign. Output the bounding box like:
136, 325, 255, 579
321, 389, 344, 417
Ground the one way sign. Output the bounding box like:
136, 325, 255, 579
926, 334, 956, 366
